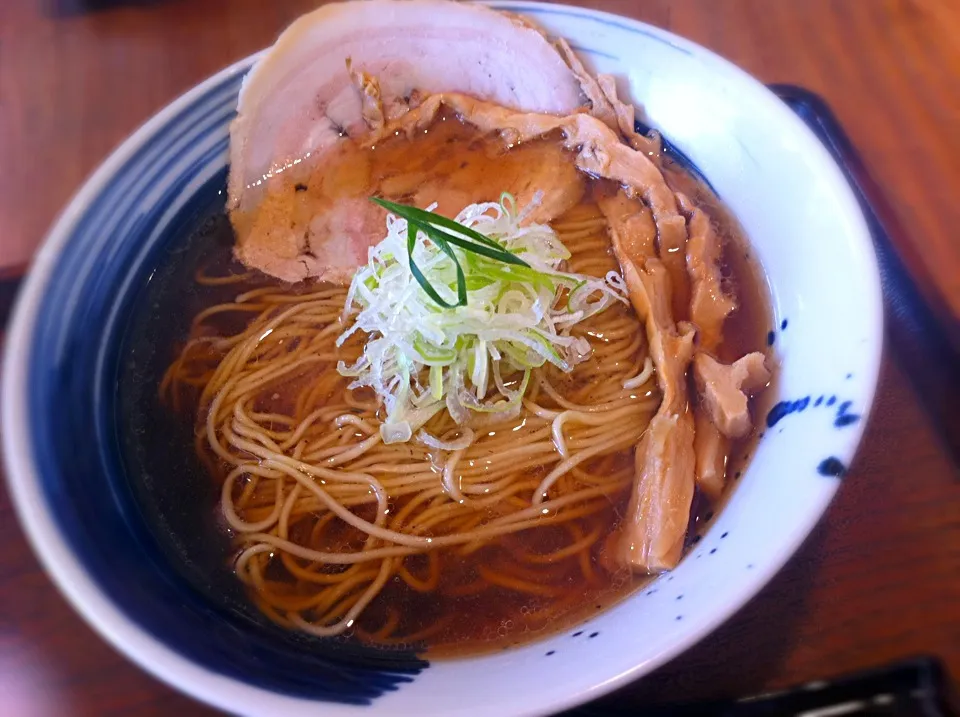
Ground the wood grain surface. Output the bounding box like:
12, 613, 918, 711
1, 1, 959, 715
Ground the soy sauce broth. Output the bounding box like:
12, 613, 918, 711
117, 123, 773, 657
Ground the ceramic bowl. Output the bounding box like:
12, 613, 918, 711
2, 3, 882, 715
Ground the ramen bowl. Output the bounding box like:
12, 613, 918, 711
2, 3, 882, 715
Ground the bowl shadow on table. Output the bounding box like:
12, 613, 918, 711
579, 524, 829, 713
562, 373, 887, 712
564, 349, 960, 714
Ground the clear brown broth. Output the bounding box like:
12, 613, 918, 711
132, 118, 773, 657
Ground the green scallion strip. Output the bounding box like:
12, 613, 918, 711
406, 221, 458, 308
372, 197, 531, 308
422, 225, 528, 266
373, 197, 510, 252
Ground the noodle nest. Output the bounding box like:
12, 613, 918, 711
162, 204, 658, 645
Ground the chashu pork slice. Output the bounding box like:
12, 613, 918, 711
233, 122, 586, 284
228, 0, 585, 215
231, 86, 679, 284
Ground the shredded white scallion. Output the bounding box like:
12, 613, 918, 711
337, 194, 627, 444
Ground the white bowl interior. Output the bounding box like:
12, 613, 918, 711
2, 3, 882, 717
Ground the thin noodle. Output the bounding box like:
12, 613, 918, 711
162, 201, 658, 643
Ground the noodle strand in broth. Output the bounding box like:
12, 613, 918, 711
162, 202, 659, 649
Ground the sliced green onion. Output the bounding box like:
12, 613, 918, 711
373, 197, 510, 252
339, 195, 628, 445
373, 196, 529, 307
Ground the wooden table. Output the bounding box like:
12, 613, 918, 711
1, 1, 958, 715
